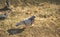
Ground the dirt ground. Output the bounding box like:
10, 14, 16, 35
0, 0, 60, 37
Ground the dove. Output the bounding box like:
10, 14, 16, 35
16, 16, 35, 26
5, 0, 10, 7
0, 0, 11, 11
0, 6, 11, 11
0, 13, 8, 20
7, 28, 25, 35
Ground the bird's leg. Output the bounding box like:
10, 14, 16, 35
23, 24, 28, 28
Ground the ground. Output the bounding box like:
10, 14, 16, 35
0, 0, 60, 37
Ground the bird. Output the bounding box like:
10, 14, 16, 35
5, 0, 10, 7
0, 0, 11, 11
16, 16, 35, 26
0, 6, 11, 11
0, 13, 8, 20
7, 28, 25, 35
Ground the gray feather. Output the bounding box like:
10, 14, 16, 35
0, 14, 7, 20
16, 16, 35, 26
7, 28, 25, 35
16, 21, 25, 26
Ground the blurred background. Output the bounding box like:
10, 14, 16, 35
0, 0, 60, 37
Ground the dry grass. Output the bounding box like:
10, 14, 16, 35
0, 0, 60, 37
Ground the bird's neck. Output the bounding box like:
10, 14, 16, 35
29, 18, 34, 21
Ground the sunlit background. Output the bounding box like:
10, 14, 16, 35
0, 0, 60, 37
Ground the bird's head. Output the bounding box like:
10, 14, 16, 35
31, 16, 35, 19
4, 13, 8, 16
29, 16, 35, 21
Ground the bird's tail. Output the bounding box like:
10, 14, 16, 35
16, 21, 25, 26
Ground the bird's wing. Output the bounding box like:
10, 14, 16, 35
24, 19, 32, 26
